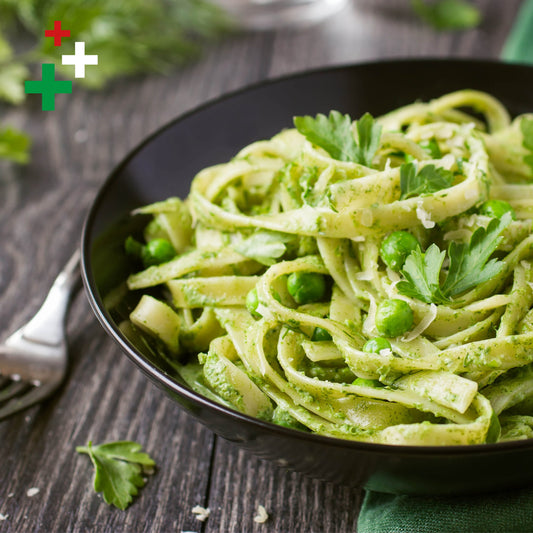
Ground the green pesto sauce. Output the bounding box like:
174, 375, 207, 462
202, 352, 245, 410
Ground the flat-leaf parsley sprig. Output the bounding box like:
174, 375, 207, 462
399, 161, 455, 200
397, 212, 512, 304
293, 111, 382, 167
77, 440, 156, 510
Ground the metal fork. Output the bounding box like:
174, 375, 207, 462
0, 251, 81, 420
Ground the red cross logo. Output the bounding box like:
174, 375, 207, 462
44, 21, 71, 47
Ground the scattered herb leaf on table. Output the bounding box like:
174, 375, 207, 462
77, 440, 156, 510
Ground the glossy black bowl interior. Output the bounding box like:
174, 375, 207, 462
82, 59, 533, 495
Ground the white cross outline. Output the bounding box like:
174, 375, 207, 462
61, 42, 98, 78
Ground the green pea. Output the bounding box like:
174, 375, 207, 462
312, 327, 332, 341
142, 238, 176, 267
363, 337, 392, 354
375, 299, 413, 338
380, 231, 420, 271
246, 288, 261, 319
479, 199, 516, 220
287, 272, 327, 305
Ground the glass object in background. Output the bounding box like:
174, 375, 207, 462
217, 0, 348, 30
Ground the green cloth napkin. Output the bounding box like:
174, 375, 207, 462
357, 487, 533, 533
501, 0, 533, 63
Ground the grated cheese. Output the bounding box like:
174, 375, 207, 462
355, 271, 373, 281
401, 303, 437, 342
192, 505, 210, 522
416, 202, 435, 229
440, 153, 455, 169
362, 295, 378, 337
26, 488, 39, 497
254, 505, 269, 524
384, 268, 402, 297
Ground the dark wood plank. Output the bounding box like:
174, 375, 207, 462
205, 438, 362, 533
0, 1, 525, 531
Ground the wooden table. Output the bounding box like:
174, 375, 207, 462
0, 1, 524, 530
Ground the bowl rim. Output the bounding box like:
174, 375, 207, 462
81, 56, 533, 456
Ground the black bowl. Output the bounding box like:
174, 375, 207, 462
81, 59, 533, 495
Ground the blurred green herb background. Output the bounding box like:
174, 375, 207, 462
0, 0, 480, 165
411, 0, 481, 30
0, 0, 232, 163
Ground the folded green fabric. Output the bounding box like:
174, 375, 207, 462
357, 487, 533, 533
501, 0, 533, 63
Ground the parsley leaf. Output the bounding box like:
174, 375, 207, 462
520, 117, 533, 174
397, 213, 512, 304
293, 111, 382, 166
411, 0, 481, 30
400, 162, 454, 200
441, 213, 512, 296
356, 113, 383, 167
77, 440, 156, 510
419, 137, 442, 158
397, 244, 450, 304
0, 126, 31, 163
294, 111, 358, 163
235, 231, 292, 266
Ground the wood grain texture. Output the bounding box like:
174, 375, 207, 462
0, 1, 524, 531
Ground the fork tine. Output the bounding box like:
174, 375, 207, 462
0, 252, 80, 420
0, 383, 55, 421
0, 380, 31, 403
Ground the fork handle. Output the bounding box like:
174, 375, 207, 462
12, 251, 82, 347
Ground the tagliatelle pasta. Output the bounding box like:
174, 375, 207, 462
117, 90, 533, 445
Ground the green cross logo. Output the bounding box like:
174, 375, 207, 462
25, 63, 72, 111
